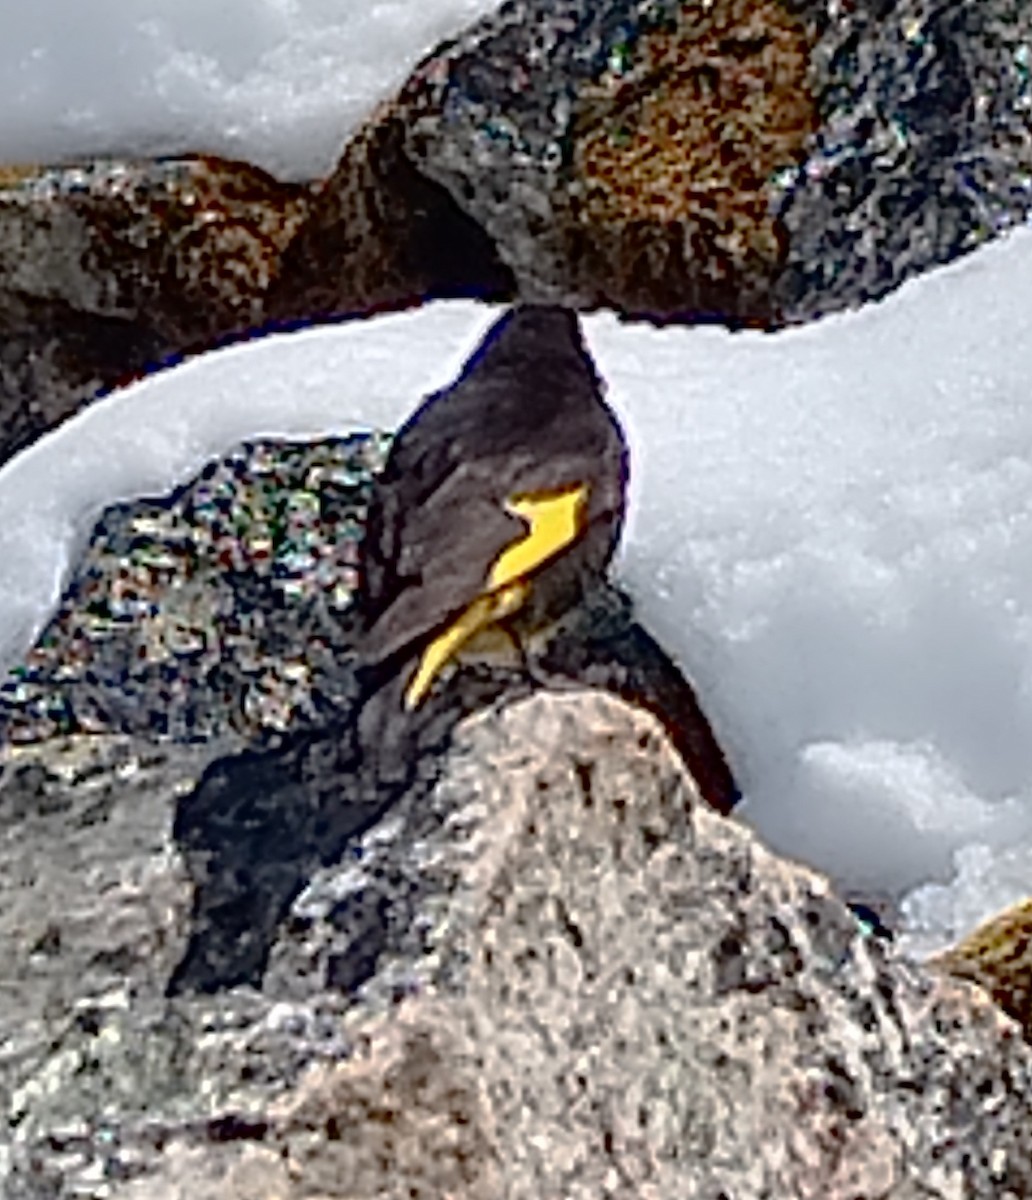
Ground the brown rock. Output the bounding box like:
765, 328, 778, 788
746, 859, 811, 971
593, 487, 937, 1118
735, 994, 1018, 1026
401, 0, 821, 325
927, 896, 1032, 1041
0, 155, 311, 344
0, 156, 312, 466
562, 0, 818, 322
265, 99, 515, 324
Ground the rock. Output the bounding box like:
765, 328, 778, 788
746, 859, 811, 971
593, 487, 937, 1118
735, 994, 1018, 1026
265, 98, 516, 324
0, 156, 311, 466
927, 895, 1032, 1043
0, 158, 311, 344
0, 434, 384, 747
3, 692, 1032, 1198
0, 288, 169, 467
0, 434, 737, 816
318, 0, 821, 327
392, 0, 1032, 324
0, 124, 516, 465
7, 0, 1032, 462
775, 0, 1032, 321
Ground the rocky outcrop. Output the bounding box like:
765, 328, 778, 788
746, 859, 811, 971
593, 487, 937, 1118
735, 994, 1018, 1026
2, 692, 1032, 1198
392, 0, 1032, 324
0, 434, 383, 746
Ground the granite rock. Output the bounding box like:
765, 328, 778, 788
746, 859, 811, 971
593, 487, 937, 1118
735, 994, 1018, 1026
0, 434, 386, 747
393, 0, 1032, 324
2, 692, 1032, 1198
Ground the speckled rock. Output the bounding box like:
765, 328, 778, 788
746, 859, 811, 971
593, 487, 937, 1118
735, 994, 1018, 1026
927, 895, 1032, 1043
0, 434, 387, 746
3, 692, 1032, 1199
0, 430, 737, 821
393, 0, 1032, 324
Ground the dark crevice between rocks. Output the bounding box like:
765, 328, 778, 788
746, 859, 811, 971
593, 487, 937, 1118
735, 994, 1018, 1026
0, 289, 173, 468
264, 114, 517, 325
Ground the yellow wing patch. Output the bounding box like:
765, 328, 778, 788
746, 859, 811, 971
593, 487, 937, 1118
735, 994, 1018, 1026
403, 482, 589, 711
488, 484, 588, 591
404, 582, 528, 709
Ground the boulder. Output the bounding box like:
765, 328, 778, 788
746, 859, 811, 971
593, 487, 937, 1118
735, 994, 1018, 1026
2, 692, 1032, 1198
391, 0, 1032, 324
6, 0, 1032, 460
0, 157, 311, 466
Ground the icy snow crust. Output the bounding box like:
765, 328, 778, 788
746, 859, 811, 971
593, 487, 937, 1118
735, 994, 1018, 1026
3, 227, 1032, 957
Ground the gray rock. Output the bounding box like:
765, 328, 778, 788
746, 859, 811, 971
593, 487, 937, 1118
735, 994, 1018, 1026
397, 0, 1032, 324
2, 692, 1031, 1198
774, 0, 1032, 321
0, 434, 385, 746
0, 157, 311, 468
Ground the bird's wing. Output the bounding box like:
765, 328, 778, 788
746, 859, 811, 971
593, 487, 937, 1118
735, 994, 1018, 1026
358, 457, 532, 669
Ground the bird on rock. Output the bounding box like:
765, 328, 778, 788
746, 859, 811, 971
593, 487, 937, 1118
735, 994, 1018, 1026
355, 304, 628, 735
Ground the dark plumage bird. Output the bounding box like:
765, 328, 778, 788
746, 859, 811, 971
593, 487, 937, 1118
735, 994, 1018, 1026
356, 303, 628, 712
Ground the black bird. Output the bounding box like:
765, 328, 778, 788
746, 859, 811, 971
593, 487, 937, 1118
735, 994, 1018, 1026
357, 303, 629, 713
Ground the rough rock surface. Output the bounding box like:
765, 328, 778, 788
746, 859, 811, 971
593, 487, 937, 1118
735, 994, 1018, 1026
0, 427, 738, 813
2, 691, 1032, 1199
774, 0, 1032, 320
927, 895, 1032, 1043
0, 156, 311, 467
0, 434, 385, 746
264, 98, 515, 325
396, 0, 1032, 323
5, 1, 1032, 461
399, 0, 818, 325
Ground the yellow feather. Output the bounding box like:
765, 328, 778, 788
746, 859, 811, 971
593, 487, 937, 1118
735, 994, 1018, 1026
488, 484, 587, 590
404, 582, 527, 709
403, 483, 588, 710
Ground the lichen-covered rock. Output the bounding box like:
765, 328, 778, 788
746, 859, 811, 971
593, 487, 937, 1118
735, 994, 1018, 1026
0, 125, 515, 466
0, 157, 311, 343
393, 0, 1032, 324
7, 0, 1032, 464
399, 0, 817, 325
927, 895, 1032, 1043
3, 693, 1032, 1198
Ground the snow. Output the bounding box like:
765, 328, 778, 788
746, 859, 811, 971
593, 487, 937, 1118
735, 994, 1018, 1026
3, 0, 1032, 961
0, 0, 501, 180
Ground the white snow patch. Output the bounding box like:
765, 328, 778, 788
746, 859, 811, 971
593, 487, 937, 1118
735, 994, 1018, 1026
0, 0, 502, 179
